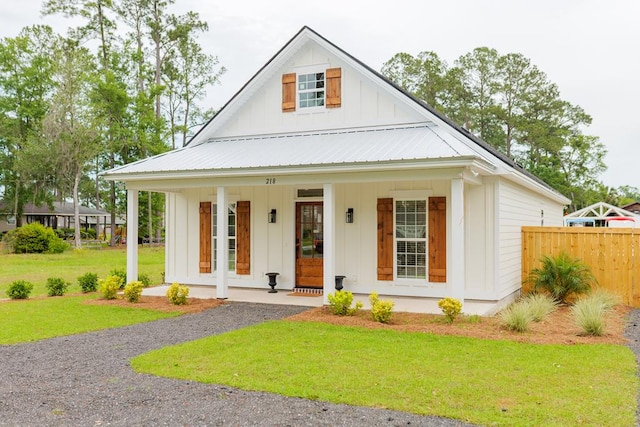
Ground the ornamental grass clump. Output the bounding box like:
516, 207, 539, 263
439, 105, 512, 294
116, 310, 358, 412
166, 282, 189, 305
438, 297, 462, 323
327, 290, 362, 316
527, 252, 596, 304
500, 300, 533, 333
521, 293, 558, 322
46, 277, 69, 297
571, 297, 606, 336
6, 280, 34, 300
587, 288, 621, 311
123, 281, 144, 303
369, 292, 394, 324
99, 275, 122, 300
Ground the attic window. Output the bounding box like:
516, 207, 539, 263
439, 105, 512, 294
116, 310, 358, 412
282, 67, 341, 112
298, 72, 325, 108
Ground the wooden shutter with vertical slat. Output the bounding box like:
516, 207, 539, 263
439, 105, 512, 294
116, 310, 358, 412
236, 201, 251, 275
326, 67, 341, 108
199, 202, 212, 273
377, 198, 394, 280
428, 197, 446, 282
282, 73, 296, 112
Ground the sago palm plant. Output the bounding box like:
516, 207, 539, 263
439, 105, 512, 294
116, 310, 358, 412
527, 252, 597, 304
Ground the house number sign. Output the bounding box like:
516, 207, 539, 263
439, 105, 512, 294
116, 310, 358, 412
265, 178, 277, 185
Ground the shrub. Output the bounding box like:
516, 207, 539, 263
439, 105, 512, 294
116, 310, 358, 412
166, 282, 189, 305
99, 275, 122, 300
522, 293, 558, 322
6, 280, 34, 299
369, 292, 394, 324
527, 252, 596, 304
500, 301, 533, 333
109, 269, 127, 289
123, 281, 144, 303
138, 273, 152, 288
438, 297, 463, 323
572, 297, 606, 336
46, 277, 69, 297
327, 290, 362, 316
78, 272, 99, 293
4, 223, 66, 254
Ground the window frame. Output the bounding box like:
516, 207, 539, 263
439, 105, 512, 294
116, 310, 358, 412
295, 64, 329, 113
212, 202, 237, 274
394, 198, 428, 281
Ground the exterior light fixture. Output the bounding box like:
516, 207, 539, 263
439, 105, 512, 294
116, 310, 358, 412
269, 209, 277, 223
346, 208, 354, 223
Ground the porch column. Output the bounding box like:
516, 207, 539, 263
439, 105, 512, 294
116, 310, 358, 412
126, 189, 139, 285
450, 178, 465, 304
322, 183, 335, 304
216, 187, 229, 299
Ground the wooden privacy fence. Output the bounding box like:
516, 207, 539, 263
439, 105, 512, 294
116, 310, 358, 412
522, 226, 640, 306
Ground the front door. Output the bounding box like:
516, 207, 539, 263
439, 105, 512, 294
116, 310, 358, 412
295, 202, 323, 288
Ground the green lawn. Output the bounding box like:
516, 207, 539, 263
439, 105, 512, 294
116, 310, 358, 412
0, 295, 179, 344
132, 321, 638, 427
0, 247, 164, 297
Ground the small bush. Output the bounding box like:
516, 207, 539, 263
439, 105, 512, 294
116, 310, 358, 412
166, 282, 189, 305
369, 292, 394, 324
47, 237, 69, 254
99, 275, 122, 300
46, 277, 69, 297
123, 281, 144, 303
572, 297, 606, 336
500, 301, 533, 333
438, 297, 463, 323
78, 272, 99, 293
527, 252, 596, 304
4, 222, 67, 254
522, 293, 558, 322
6, 280, 34, 299
327, 290, 362, 316
110, 269, 127, 289
138, 273, 152, 288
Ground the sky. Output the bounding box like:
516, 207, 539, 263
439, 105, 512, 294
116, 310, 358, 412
0, 0, 638, 189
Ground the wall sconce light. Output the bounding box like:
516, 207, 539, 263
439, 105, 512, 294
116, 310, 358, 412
269, 209, 277, 224
345, 208, 354, 223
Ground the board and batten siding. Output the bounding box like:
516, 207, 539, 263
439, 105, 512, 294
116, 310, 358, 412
214, 44, 424, 139
497, 178, 565, 298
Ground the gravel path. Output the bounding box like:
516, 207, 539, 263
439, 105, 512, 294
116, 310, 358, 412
0, 302, 473, 426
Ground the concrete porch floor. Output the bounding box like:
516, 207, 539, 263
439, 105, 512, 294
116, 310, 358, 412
142, 285, 499, 316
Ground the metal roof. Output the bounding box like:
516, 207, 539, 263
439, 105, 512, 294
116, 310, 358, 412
104, 124, 482, 177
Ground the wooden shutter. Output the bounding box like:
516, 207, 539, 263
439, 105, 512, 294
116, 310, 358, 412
199, 202, 212, 273
326, 67, 341, 108
377, 198, 394, 281
236, 201, 251, 275
428, 197, 446, 282
282, 73, 296, 112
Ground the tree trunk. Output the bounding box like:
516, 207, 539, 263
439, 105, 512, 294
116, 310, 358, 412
73, 170, 82, 249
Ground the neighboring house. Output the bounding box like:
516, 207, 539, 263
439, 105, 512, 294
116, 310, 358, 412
622, 201, 640, 216
103, 26, 569, 313
0, 201, 121, 235
564, 201, 639, 227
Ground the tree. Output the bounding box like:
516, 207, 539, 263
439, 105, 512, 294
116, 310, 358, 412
41, 39, 100, 248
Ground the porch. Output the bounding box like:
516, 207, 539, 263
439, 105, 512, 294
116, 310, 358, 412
141, 285, 501, 315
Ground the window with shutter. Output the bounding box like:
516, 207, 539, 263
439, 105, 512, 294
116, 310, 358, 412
281, 67, 342, 112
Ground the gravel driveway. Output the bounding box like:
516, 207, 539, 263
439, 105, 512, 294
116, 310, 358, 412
0, 302, 474, 426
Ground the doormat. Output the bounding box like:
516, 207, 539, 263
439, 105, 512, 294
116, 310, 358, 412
288, 288, 323, 297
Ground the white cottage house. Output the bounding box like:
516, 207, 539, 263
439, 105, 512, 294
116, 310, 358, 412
103, 26, 569, 313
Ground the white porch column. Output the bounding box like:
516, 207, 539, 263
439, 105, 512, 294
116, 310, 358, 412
450, 178, 465, 304
126, 189, 139, 285
322, 183, 335, 304
216, 187, 229, 299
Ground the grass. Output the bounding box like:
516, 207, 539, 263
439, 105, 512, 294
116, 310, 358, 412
132, 321, 637, 426
0, 247, 164, 297
0, 295, 180, 345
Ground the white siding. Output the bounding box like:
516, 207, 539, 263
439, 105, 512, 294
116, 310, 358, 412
497, 178, 565, 298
